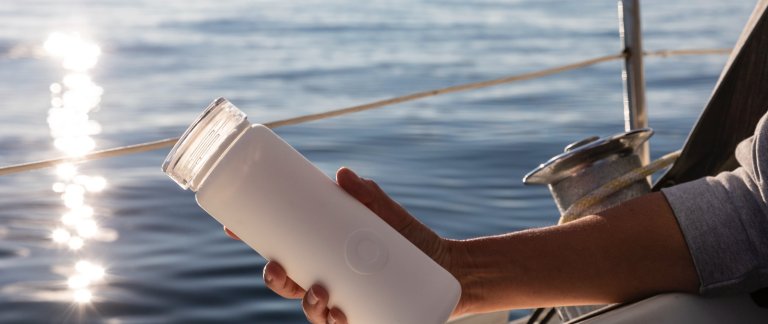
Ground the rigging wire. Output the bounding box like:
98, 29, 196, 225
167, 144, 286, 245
0, 48, 730, 177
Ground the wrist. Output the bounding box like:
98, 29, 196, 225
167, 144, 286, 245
444, 238, 482, 316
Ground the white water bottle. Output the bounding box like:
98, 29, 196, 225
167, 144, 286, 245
162, 98, 461, 324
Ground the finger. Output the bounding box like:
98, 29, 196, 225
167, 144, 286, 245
223, 226, 240, 240
302, 285, 329, 323
336, 167, 416, 232
263, 262, 305, 299
327, 307, 348, 324
336, 167, 444, 259
336, 167, 376, 205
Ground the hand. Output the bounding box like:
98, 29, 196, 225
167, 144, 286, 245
224, 167, 470, 323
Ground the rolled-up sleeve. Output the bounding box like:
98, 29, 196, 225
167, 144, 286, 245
661, 114, 768, 295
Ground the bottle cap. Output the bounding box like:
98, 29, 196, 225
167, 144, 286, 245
162, 98, 250, 191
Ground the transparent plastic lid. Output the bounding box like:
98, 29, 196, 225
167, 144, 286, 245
162, 97, 250, 191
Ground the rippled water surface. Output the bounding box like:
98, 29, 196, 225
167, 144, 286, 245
0, 0, 757, 323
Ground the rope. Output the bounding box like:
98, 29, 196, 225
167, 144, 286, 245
558, 150, 682, 224
0, 138, 179, 177
263, 54, 624, 128
0, 47, 730, 177
643, 48, 731, 58
0, 53, 624, 177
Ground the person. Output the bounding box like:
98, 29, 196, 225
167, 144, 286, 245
222, 113, 768, 324
222, 2, 768, 320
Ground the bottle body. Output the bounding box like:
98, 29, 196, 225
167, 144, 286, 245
164, 99, 460, 324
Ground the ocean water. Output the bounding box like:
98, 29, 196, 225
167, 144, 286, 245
0, 0, 756, 323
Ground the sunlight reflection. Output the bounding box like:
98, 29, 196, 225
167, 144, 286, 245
43, 32, 101, 72
51, 228, 71, 244
73, 289, 93, 304
67, 237, 85, 251
67, 275, 90, 289
44, 31, 111, 306
74, 175, 107, 192
75, 260, 105, 280
55, 163, 77, 179
75, 219, 99, 238
67, 260, 105, 304
52, 182, 66, 193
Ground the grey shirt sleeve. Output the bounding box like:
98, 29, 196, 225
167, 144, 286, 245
661, 114, 768, 295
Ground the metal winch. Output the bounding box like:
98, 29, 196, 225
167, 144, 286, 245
524, 128, 653, 219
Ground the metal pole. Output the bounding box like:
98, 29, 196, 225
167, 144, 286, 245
618, 0, 649, 166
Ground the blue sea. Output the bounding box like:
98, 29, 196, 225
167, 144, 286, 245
0, 0, 756, 323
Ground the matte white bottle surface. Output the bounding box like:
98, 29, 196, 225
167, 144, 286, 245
162, 98, 461, 324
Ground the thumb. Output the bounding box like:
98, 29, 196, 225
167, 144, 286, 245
336, 167, 414, 231
335, 167, 445, 260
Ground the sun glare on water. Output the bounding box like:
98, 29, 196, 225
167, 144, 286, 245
43, 32, 101, 72
68, 259, 106, 304
43, 31, 111, 306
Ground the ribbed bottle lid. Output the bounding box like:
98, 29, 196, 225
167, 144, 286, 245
162, 98, 250, 191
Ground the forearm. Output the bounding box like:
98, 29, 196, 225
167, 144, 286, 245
450, 192, 700, 314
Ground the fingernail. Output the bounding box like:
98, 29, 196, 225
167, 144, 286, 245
264, 270, 273, 283
307, 287, 319, 305
327, 313, 336, 324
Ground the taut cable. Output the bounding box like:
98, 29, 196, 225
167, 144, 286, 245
0, 53, 624, 176
0, 48, 730, 177
643, 48, 731, 57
